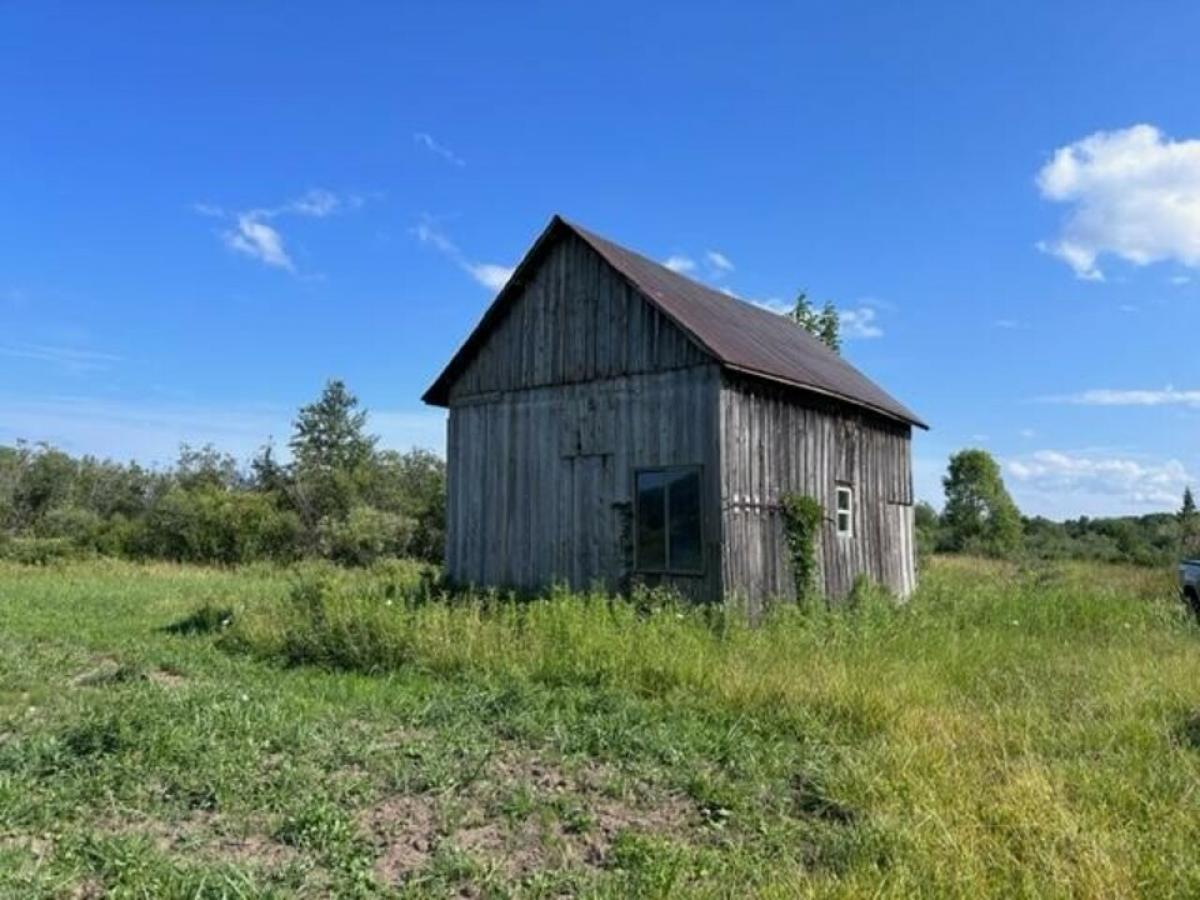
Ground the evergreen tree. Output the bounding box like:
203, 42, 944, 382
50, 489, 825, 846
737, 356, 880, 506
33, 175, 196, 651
288, 380, 378, 527
289, 380, 377, 473
1181, 486, 1199, 556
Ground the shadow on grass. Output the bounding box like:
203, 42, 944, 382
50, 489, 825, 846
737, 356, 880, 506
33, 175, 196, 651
1175, 712, 1200, 751
163, 603, 233, 636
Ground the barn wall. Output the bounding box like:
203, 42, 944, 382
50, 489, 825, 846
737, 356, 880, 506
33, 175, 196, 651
446, 365, 723, 601
718, 374, 916, 613
447, 231, 710, 402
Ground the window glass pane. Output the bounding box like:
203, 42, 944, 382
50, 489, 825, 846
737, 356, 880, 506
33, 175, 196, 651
837, 488, 851, 512
667, 469, 702, 572
636, 471, 667, 570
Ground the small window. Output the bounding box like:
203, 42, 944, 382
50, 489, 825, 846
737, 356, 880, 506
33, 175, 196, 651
836, 485, 853, 537
635, 467, 703, 573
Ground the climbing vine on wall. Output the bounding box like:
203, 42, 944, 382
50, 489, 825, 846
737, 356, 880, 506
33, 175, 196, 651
781, 493, 824, 604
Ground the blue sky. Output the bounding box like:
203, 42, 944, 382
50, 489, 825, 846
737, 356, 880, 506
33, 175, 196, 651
3, 1, 1199, 519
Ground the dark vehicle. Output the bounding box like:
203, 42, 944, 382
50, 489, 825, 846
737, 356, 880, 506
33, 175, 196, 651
1181, 560, 1200, 617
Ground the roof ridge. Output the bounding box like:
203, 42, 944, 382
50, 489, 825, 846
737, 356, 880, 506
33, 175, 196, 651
557, 217, 926, 429
424, 215, 926, 430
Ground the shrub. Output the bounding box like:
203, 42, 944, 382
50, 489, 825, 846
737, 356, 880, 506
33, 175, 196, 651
781, 493, 824, 604
317, 505, 416, 567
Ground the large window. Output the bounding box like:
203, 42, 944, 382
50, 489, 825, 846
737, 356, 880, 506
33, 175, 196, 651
634, 466, 702, 573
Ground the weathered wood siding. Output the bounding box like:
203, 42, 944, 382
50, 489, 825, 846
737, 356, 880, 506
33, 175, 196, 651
718, 374, 916, 612
445, 233, 723, 601
447, 367, 722, 601
447, 231, 709, 402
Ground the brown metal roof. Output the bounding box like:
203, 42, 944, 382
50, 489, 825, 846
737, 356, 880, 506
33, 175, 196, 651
423, 215, 927, 429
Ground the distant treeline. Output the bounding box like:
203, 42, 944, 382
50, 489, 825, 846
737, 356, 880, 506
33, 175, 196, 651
0, 381, 445, 566
917, 448, 1199, 568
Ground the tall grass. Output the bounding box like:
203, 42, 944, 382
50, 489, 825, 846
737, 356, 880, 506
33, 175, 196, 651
219, 556, 1200, 895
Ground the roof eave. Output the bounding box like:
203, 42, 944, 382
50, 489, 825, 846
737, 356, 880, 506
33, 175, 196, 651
721, 362, 929, 430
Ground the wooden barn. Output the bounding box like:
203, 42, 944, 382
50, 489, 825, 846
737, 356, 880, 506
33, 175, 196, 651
423, 216, 927, 610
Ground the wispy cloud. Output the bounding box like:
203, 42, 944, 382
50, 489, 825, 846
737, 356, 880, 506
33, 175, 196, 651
1007, 449, 1191, 513
1170, 274, 1192, 286
0, 342, 122, 374
225, 215, 294, 270
993, 318, 1027, 330
414, 132, 466, 167
1042, 387, 1200, 408
1036, 124, 1200, 280
839, 306, 883, 339
663, 255, 696, 274
197, 189, 362, 273
748, 296, 791, 313
412, 220, 514, 291
705, 250, 734, 274
465, 263, 514, 291
744, 297, 884, 339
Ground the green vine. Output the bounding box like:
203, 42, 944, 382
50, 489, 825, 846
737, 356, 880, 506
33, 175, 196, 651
781, 493, 824, 604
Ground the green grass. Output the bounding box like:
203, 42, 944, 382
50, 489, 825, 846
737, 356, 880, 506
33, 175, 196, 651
0, 556, 1198, 897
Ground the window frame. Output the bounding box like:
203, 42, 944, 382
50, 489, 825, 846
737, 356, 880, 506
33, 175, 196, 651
835, 484, 854, 538
632, 464, 705, 576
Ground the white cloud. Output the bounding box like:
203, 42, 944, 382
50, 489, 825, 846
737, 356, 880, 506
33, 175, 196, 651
1036, 124, 1200, 280
0, 343, 122, 374
663, 255, 696, 274
1045, 387, 1200, 408
747, 296, 791, 313
705, 250, 734, 273
1019, 428, 1037, 439
414, 132, 466, 167
743, 297, 884, 339
1170, 274, 1192, 285
224, 214, 294, 270
839, 306, 883, 339
286, 188, 344, 217
199, 189, 361, 273
1007, 449, 1191, 514
993, 318, 1026, 330
466, 263, 514, 291
413, 219, 513, 293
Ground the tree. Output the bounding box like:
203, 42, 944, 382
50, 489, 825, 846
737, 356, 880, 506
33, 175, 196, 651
290, 380, 377, 473
249, 439, 290, 495
941, 449, 1023, 557
289, 380, 379, 528
788, 291, 841, 353
1181, 487, 1200, 556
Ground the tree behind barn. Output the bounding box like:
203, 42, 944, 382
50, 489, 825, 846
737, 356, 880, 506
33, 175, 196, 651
941, 449, 1023, 557
789, 291, 841, 353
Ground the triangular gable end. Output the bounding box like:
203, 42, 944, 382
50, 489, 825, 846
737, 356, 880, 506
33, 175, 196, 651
422, 216, 718, 406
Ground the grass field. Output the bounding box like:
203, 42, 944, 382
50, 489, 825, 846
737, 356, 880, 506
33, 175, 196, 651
1, 556, 1198, 898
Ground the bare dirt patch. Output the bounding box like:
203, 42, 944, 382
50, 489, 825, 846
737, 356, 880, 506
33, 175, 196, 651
0, 834, 52, 860
361, 794, 441, 884
111, 812, 298, 871
362, 747, 696, 886
70, 657, 136, 687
